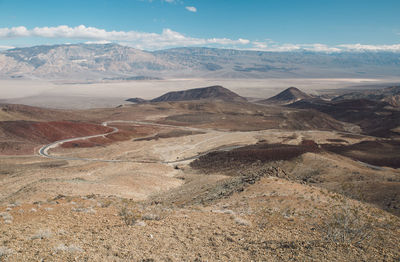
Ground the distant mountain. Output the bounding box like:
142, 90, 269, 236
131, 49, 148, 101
146, 85, 247, 103
0, 43, 179, 80
257, 87, 312, 105
333, 86, 400, 107
1, 44, 400, 80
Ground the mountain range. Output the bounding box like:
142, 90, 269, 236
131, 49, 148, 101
1, 43, 400, 81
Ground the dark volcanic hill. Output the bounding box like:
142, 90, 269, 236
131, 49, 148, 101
257, 87, 312, 105
150, 85, 247, 103
289, 98, 400, 137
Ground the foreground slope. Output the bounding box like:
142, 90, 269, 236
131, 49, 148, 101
0, 163, 399, 261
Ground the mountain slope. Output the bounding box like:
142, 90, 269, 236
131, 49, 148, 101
288, 98, 400, 137
150, 85, 247, 103
257, 87, 312, 105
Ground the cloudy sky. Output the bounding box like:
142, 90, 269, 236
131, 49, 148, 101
0, 0, 399, 51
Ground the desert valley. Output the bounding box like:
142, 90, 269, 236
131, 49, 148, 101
0, 71, 399, 260
0, 1, 400, 259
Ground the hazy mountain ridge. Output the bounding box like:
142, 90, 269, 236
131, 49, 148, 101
1, 44, 400, 80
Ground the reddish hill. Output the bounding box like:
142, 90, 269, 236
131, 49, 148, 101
0, 104, 81, 121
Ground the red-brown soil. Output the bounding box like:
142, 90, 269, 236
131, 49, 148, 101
0, 121, 113, 155
0, 104, 81, 121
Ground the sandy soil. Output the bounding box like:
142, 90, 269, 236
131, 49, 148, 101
0, 170, 398, 261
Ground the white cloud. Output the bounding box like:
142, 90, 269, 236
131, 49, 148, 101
0, 45, 15, 50
84, 40, 112, 45
305, 44, 342, 52
0, 25, 250, 50
338, 43, 400, 52
0, 26, 30, 38
0, 25, 399, 52
248, 41, 400, 52
253, 41, 268, 49
185, 6, 197, 12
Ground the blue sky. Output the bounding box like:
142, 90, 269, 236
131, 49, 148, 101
0, 0, 399, 51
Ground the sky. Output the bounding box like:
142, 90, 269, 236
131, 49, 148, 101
0, 0, 399, 51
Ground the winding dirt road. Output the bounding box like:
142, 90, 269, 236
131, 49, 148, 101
38, 120, 225, 163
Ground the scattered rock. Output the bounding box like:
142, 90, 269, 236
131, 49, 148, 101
0, 212, 13, 222
136, 221, 147, 227
234, 217, 251, 226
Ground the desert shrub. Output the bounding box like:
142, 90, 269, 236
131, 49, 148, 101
317, 205, 374, 245
119, 207, 137, 226
99, 199, 113, 208
141, 213, 161, 221
0, 246, 13, 258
